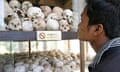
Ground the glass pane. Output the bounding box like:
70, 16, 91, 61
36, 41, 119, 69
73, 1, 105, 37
8, 41, 29, 53
1, 0, 82, 72
0, 41, 10, 54
0, 41, 14, 72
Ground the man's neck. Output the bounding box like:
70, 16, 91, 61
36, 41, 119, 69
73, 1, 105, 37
90, 36, 109, 53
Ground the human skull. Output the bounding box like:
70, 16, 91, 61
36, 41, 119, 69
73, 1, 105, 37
46, 13, 59, 21
9, 0, 21, 12
27, 7, 44, 19
40, 5, 52, 18
15, 65, 26, 72
32, 18, 46, 30
16, 9, 25, 18
4, 64, 14, 72
53, 6, 63, 18
33, 65, 44, 72
55, 61, 64, 67
22, 1, 33, 15
6, 18, 22, 31
63, 9, 73, 24
59, 19, 70, 32
4, 0, 14, 19
41, 61, 51, 68
22, 18, 33, 31
46, 19, 59, 30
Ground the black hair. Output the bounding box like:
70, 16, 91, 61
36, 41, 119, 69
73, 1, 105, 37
86, 0, 120, 39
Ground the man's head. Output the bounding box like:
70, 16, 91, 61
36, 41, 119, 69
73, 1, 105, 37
78, 0, 120, 41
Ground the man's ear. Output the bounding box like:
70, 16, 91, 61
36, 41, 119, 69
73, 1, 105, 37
94, 24, 104, 36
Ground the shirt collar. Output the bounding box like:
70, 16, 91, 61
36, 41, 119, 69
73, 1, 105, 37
89, 37, 120, 68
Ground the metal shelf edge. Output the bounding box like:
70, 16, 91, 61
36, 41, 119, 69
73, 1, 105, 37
0, 31, 78, 41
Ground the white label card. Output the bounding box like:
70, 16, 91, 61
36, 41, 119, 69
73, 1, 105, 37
37, 31, 62, 40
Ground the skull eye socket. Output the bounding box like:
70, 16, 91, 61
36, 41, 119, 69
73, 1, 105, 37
11, 23, 14, 25
62, 25, 64, 27
66, 15, 69, 17
14, 25, 17, 27
34, 22, 37, 24
14, 6, 17, 8
8, 15, 12, 18
51, 17, 53, 19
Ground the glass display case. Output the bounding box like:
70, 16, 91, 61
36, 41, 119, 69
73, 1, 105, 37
0, 40, 80, 72
0, 0, 91, 72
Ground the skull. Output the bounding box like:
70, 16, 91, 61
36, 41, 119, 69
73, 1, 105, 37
6, 18, 22, 31
22, 1, 33, 15
32, 18, 46, 30
63, 9, 73, 24
53, 6, 63, 19
40, 5, 52, 18
22, 18, 33, 31
27, 7, 44, 19
59, 19, 70, 32
9, 0, 21, 12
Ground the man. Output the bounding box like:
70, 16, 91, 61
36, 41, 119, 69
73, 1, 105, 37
78, 0, 120, 72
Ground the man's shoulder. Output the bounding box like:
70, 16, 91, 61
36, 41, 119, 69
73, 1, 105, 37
101, 46, 120, 61
94, 46, 120, 72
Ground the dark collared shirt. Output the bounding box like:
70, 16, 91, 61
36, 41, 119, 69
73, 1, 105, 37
89, 37, 120, 72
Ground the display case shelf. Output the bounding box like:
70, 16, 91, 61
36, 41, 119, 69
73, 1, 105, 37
0, 31, 78, 41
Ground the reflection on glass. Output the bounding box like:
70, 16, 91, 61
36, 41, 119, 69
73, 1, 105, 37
0, 40, 80, 72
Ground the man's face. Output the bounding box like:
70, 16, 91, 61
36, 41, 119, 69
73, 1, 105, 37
78, 8, 95, 41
